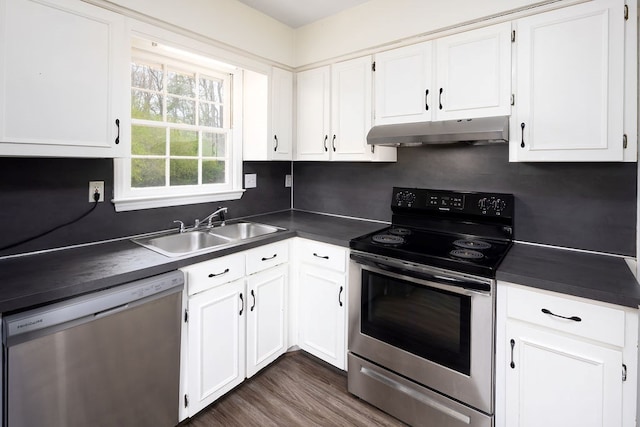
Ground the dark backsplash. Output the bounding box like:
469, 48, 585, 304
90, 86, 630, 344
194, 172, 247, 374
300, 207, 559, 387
0, 158, 291, 256
1, 146, 636, 257
293, 144, 637, 256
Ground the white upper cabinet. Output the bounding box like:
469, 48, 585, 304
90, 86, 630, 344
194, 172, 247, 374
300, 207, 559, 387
373, 22, 511, 126
331, 56, 373, 161
0, 0, 127, 157
296, 66, 331, 161
243, 67, 293, 161
296, 57, 396, 162
374, 42, 433, 125
511, 0, 626, 162
435, 22, 512, 121
270, 67, 293, 160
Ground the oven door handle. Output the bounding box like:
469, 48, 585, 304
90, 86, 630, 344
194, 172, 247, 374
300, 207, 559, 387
350, 252, 491, 294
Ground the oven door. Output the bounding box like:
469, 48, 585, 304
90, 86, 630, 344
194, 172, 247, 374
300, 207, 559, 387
348, 251, 495, 414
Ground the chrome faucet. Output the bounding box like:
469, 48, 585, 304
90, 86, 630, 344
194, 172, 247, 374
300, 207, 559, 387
199, 206, 228, 228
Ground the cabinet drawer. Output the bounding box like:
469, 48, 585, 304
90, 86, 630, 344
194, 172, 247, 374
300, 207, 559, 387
507, 286, 625, 347
299, 240, 347, 273
246, 241, 289, 275
182, 253, 245, 296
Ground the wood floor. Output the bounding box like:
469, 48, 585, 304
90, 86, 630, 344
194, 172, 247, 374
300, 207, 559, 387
184, 351, 407, 426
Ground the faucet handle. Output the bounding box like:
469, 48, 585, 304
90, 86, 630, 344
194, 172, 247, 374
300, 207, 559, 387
173, 220, 185, 233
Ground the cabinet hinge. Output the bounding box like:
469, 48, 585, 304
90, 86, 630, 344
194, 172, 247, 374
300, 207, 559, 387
623, 364, 627, 381
511, 30, 516, 42
372, 61, 376, 72
624, 4, 629, 20
623, 134, 628, 149
184, 308, 188, 323
511, 94, 515, 106
184, 394, 189, 408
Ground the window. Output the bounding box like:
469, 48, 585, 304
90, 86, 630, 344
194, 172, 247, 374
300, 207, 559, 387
114, 37, 244, 212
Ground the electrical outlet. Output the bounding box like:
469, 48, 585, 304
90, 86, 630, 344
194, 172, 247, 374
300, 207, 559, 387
244, 174, 257, 189
89, 181, 104, 202
285, 174, 292, 188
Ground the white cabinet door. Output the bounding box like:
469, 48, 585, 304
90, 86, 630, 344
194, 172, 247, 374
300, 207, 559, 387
374, 41, 433, 125
505, 321, 622, 427
511, 0, 625, 161
270, 67, 293, 160
296, 66, 331, 160
0, 0, 126, 157
187, 279, 245, 416
246, 264, 288, 378
330, 56, 372, 161
435, 22, 512, 121
298, 264, 346, 369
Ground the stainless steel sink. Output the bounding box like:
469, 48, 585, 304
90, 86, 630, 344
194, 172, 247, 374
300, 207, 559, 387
131, 222, 284, 257
134, 231, 234, 257
208, 222, 280, 240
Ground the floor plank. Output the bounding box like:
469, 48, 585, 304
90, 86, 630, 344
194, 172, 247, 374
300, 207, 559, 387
184, 351, 406, 426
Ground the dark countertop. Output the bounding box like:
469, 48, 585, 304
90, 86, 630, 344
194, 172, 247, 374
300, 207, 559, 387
1, 209, 638, 313
0, 210, 385, 314
497, 243, 640, 308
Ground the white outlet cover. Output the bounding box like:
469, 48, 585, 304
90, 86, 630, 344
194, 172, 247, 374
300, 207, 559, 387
244, 174, 257, 188
285, 174, 292, 188
89, 181, 104, 202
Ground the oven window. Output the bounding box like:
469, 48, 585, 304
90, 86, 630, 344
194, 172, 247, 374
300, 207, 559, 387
361, 269, 471, 375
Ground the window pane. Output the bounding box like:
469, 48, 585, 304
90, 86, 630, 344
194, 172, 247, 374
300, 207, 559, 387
131, 63, 163, 91
168, 70, 195, 97
132, 158, 165, 188
167, 96, 195, 124
199, 103, 223, 127
203, 160, 226, 184
131, 89, 163, 120
199, 77, 223, 102
132, 125, 166, 155
169, 129, 198, 156
170, 159, 198, 185
202, 132, 226, 157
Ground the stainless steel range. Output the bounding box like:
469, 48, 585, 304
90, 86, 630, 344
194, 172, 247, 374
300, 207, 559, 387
348, 187, 514, 427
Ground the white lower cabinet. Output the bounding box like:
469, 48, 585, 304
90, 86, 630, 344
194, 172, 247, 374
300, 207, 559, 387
246, 260, 288, 378
295, 239, 348, 369
179, 241, 289, 419
496, 282, 638, 427
187, 278, 246, 416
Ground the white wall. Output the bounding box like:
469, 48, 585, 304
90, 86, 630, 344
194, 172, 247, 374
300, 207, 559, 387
106, 0, 295, 67
294, 0, 575, 67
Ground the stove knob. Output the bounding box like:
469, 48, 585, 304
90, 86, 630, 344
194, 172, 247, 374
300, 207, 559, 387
478, 198, 489, 212
492, 198, 507, 213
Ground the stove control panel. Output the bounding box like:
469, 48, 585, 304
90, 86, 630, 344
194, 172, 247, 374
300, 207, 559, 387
392, 187, 514, 219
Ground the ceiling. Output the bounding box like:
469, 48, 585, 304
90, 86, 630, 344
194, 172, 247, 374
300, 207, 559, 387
235, 0, 372, 28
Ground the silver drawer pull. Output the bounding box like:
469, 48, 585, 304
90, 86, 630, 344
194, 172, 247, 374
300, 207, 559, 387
208, 268, 229, 278
541, 308, 581, 322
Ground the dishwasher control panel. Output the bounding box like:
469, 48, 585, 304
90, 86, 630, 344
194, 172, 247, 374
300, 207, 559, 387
4, 271, 184, 338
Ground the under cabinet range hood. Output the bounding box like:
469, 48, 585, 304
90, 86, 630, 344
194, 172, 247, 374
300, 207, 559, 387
367, 116, 509, 146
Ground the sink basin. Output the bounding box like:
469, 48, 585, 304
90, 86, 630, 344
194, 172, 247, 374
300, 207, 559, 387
209, 222, 280, 240
132, 222, 284, 257
133, 231, 233, 257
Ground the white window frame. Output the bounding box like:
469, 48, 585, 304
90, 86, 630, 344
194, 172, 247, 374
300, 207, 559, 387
114, 28, 245, 212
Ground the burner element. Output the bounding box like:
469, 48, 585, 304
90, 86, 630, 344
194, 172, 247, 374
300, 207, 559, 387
450, 249, 484, 260
453, 239, 492, 250
389, 227, 412, 236
372, 234, 405, 246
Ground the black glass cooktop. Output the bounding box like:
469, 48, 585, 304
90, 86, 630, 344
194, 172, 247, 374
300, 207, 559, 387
350, 225, 512, 278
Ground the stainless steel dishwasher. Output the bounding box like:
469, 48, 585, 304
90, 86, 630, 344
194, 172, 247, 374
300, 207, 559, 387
2, 270, 184, 427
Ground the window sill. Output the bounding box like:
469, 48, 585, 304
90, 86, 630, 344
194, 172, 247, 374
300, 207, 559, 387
113, 189, 245, 212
